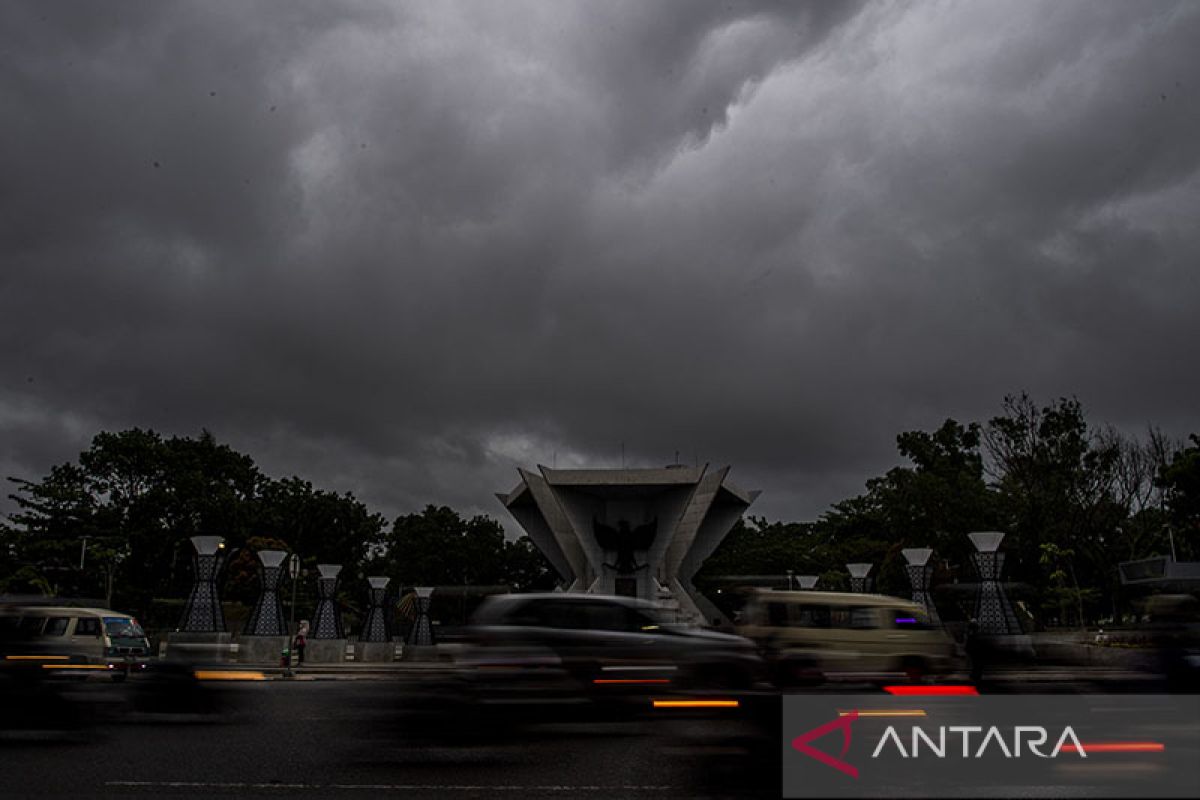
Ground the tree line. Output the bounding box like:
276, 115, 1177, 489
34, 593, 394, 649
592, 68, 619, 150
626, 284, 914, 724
699, 393, 1199, 627
0, 429, 556, 627
2, 393, 1197, 629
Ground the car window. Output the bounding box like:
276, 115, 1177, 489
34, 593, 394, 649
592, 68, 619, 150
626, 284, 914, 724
74, 617, 102, 637
849, 607, 878, 629
830, 607, 877, 629
629, 609, 665, 632
18, 616, 45, 637
43, 616, 70, 636
532, 600, 587, 629
103, 617, 145, 638
766, 603, 831, 628
791, 604, 831, 628
581, 602, 630, 632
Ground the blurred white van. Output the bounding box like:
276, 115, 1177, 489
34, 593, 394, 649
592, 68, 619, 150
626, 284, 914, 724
736, 589, 960, 684
0, 605, 151, 681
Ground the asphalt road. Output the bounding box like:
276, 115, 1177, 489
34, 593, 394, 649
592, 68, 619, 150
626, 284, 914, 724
0, 671, 1187, 800
0, 677, 780, 800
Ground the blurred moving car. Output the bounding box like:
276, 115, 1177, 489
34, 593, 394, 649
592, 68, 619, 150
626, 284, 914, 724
737, 589, 960, 684
1142, 594, 1200, 691
0, 604, 151, 681
462, 593, 763, 702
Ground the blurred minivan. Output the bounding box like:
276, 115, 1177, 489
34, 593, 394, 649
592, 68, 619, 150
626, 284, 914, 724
0, 605, 151, 680
736, 589, 960, 684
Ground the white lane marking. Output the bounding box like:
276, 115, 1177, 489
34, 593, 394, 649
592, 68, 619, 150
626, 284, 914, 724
105, 782, 677, 791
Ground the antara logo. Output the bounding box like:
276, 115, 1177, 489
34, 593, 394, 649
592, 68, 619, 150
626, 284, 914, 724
872, 725, 1087, 759
792, 712, 1087, 779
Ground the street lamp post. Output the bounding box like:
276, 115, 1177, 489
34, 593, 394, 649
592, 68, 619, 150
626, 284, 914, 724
179, 536, 228, 633
287, 553, 300, 636
968, 531, 1020, 635
901, 547, 939, 625
283, 553, 301, 677
847, 563, 872, 593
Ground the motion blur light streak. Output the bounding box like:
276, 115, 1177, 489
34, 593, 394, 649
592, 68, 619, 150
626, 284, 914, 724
593, 678, 671, 684
883, 685, 979, 696
40, 663, 109, 670
1061, 742, 1166, 753
193, 670, 267, 681
6, 654, 69, 660
652, 699, 739, 708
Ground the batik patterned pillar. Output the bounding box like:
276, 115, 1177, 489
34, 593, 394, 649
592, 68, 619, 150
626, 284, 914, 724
408, 586, 436, 646
244, 549, 288, 636
847, 563, 872, 593
179, 536, 227, 632
968, 531, 1021, 634
901, 547, 940, 625
311, 564, 344, 639
360, 576, 390, 643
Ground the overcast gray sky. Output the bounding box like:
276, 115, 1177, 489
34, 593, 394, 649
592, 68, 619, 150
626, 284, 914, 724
2, 0, 1198, 532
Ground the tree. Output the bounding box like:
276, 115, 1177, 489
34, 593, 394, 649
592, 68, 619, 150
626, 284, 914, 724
984, 394, 1130, 623
1, 428, 389, 620
1158, 434, 1200, 561
502, 536, 556, 592
378, 505, 510, 588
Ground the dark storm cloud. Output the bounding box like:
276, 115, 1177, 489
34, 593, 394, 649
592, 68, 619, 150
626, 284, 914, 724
2, 0, 1198, 530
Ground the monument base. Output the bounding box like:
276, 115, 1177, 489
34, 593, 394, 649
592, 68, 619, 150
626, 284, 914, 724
354, 641, 395, 663
400, 644, 440, 662
978, 633, 1036, 663
163, 632, 234, 663
303, 639, 347, 664
235, 636, 290, 665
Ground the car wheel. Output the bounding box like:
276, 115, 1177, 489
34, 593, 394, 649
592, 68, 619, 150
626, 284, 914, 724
900, 657, 928, 683
773, 657, 823, 688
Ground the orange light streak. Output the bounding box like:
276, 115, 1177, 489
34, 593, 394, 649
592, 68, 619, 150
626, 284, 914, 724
652, 699, 739, 708
1062, 742, 1165, 753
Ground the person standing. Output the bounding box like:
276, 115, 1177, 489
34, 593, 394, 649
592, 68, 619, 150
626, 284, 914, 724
293, 620, 309, 665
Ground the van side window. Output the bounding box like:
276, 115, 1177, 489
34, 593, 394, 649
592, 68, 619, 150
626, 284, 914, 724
74, 617, 102, 637
840, 609, 878, 628
767, 602, 788, 626
43, 617, 70, 636
18, 616, 45, 637
791, 605, 830, 628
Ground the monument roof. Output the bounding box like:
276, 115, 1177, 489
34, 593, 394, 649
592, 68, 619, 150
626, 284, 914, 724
537, 465, 707, 485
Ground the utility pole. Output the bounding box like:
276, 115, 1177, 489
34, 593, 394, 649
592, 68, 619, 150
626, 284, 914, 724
285, 553, 300, 677
79, 536, 89, 570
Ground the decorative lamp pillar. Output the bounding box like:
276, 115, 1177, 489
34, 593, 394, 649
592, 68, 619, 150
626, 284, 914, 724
244, 549, 288, 636
408, 587, 436, 647
901, 547, 940, 625
968, 531, 1021, 634
797, 575, 819, 590
360, 576, 391, 642
311, 564, 344, 639
847, 563, 873, 593
179, 536, 227, 632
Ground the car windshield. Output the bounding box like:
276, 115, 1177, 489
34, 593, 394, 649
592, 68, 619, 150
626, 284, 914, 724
103, 617, 145, 638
